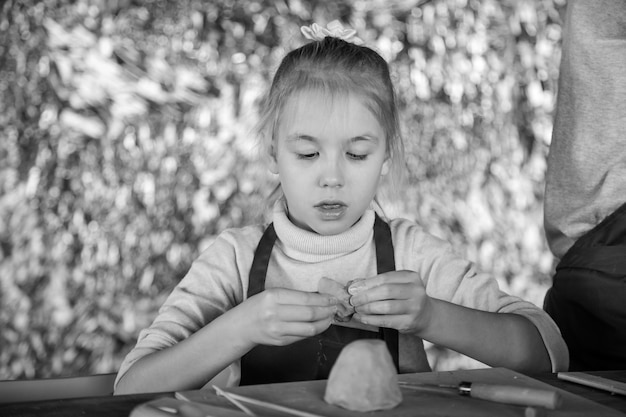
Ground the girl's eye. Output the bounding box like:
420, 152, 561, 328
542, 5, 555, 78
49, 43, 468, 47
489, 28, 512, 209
347, 152, 368, 161
297, 152, 318, 160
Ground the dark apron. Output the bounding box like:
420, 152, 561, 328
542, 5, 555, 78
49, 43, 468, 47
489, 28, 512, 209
239, 214, 400, 385
544, 202, 626, 371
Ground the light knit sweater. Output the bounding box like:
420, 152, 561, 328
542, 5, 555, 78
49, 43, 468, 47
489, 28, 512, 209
544, 0, 626, 259
115, 203, 569, 389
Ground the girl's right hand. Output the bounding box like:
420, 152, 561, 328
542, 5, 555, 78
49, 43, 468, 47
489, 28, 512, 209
235, 288, 338, 347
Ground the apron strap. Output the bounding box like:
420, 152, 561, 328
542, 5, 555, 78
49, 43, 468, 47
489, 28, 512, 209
374, 214, 400, 371
247, 223, 276, 298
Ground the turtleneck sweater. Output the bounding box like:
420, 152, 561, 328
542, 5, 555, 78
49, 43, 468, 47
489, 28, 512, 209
273, 201, 375, 262
115, 202, 569, 389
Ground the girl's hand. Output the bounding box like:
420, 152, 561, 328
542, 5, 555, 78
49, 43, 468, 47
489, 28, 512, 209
348, 270, 433, 334
236, 288, 338, 347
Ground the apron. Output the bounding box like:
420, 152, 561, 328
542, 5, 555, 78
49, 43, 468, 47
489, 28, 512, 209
239, 214, 400, 385
544, 202, 626, 371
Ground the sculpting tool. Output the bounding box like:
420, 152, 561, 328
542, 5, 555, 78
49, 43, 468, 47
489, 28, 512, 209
557, 372, 626, 396
214, 386, 325, 417
398, 381, 562, 409
214, 385, 257, 416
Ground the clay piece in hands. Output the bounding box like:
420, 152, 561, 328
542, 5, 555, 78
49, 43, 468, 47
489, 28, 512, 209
317, 276, 355, 323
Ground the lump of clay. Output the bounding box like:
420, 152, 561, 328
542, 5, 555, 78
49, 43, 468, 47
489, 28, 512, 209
318, 277, 354, 322
324, 339, 402, 412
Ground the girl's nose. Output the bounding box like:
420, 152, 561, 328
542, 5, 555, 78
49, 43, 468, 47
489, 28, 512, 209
319, 159, 344, 188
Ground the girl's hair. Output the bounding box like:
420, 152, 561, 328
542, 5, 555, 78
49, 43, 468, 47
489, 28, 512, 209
256, 36, 406, 207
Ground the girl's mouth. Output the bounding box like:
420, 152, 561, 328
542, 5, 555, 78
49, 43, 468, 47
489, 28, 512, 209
315, 202, 347, 219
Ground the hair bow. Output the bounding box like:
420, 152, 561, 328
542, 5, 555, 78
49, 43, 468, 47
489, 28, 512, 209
300, 20, 362, 44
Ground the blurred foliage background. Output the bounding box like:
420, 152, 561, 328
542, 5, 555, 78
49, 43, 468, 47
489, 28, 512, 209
0, 0, 566, 379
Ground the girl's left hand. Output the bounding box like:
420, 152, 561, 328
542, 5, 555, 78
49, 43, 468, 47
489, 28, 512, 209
348, 270, 433, 335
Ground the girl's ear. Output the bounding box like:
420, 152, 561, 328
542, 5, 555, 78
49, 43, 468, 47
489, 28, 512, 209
381, 157, 390, 176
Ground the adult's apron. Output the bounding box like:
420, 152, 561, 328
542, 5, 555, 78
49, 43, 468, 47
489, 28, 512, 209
544, 202, 626, 371
240, 214, 402, 385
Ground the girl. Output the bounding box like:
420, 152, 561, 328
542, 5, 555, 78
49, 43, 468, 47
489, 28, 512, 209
115, 22, 568, 394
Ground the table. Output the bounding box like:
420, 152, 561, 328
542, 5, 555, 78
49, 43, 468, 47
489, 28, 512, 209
0, 370, 624, 417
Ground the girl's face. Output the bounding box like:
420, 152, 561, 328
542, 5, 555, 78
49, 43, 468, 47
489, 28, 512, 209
271, 90, 389, 235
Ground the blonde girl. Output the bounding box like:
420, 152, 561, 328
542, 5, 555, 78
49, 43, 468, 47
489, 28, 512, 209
115, 23, 568, 394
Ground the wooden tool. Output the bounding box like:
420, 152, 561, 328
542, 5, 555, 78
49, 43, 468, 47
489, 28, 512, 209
557, 372, 626, 396
398, 381, 562, 409
214, 386, 257, 416
130, 397, 251, 417
213, 386, 326, 417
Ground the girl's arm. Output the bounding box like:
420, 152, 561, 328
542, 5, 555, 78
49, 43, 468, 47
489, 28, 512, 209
415, 296, 551, 372
348, 271, 552, 372
114, 309, 251, 395
115, 288, 338, 394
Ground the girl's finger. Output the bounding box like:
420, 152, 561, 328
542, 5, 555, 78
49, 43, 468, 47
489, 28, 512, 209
353, 300, 408, 315
273, 317, 333, 340
276, 304, 338, 322
270, 288, 338, 306
350, 283, 415, 306
348, 270, 420, 295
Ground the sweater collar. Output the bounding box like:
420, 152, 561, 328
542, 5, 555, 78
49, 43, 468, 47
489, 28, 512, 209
272, 199, 375, 260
